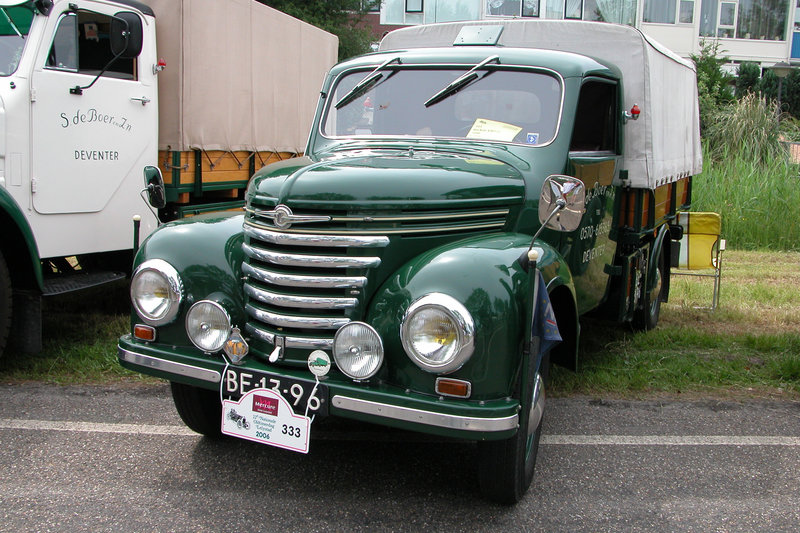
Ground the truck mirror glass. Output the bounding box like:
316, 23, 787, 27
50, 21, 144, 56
111, 11, 143, 58
144, 166, 166, 209
538, 175, 585, 232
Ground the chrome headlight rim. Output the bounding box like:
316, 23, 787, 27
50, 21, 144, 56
185, 300, 231, 353
332, 321, 384, 381
130, 259, 183, 326
400, 293, 475, 375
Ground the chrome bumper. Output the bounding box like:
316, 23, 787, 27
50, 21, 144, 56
119, 345, 518, 434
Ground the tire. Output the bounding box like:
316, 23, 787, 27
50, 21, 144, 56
0, 250, 12, 359
632, 247, 665, 331
170, 381, 223, 438
478, 352, 550, 504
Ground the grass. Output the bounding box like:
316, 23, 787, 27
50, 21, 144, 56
1, 251, 798, 399
551, 249, 800, 399
0, 281, 147, 385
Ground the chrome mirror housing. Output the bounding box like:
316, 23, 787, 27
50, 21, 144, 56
537, 175, 585, 233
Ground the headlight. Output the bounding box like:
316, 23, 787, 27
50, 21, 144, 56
186, 300, 231, 353
401, 293, 474, 374
130, 259, 183, 325
333, 322, 383, 380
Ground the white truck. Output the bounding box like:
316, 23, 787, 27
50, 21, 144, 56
0, 0, 338, 356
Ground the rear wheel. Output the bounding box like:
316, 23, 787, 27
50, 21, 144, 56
478, 352, 550, 504
0, 250, 11, 358
633, 247, 665, 331
170, 381, 223, 438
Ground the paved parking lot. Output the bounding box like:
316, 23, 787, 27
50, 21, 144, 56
1, 384, 798, 532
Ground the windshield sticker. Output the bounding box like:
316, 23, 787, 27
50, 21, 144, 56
467, 119, 522, 142
526, 133, 540, 145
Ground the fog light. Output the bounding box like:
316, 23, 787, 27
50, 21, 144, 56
332, 322, 383, 380
186, 300, 231, 353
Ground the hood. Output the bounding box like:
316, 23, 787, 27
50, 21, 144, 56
249, 149, 526, 211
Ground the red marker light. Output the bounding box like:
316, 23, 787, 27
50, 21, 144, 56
630, 104, 640, 118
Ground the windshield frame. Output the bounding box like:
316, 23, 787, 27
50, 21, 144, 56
318, 62, 565, 149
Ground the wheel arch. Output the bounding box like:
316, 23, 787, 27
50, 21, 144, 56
0, 189, 43, 292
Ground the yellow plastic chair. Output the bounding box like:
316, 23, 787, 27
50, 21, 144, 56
672, 212, 725, 310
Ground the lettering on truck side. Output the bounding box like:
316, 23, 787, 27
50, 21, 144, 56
74, 150, 120, 161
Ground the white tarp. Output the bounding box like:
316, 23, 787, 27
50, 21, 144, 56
380, 20, 702, 189
147, 0, 338, 153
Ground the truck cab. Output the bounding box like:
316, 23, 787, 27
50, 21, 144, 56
118, 20, 700, 504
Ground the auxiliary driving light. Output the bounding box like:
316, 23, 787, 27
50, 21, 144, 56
332, 322, 384, 380
186, 300, 231, 353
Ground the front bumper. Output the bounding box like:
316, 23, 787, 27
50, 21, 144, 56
118, 335, 520, 440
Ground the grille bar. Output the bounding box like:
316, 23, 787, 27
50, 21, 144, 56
246, 303, 349, 329
243, 242, 381, 268
242, 262, 367, 289
244, 283, 358, 310
245, 323, 333, 350
244, 222, 390, 247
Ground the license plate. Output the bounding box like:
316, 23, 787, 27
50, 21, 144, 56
222, 367, 328, 417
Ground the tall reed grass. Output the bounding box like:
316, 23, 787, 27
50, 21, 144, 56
691, 93, 800, 251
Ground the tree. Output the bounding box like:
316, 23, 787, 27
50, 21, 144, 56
690, 40, 735, 132
258, 0, 379, 61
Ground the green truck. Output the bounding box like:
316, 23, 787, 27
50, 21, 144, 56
119, 20, 701, 503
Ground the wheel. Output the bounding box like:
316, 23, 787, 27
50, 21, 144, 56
0, 250, 11, 358
632, 247, 665, 331
478, 352, 550, 504
170, 381, 223, 438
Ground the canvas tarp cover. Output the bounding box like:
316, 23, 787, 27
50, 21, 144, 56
147, 0, 338, 153
380, 20, 702, 190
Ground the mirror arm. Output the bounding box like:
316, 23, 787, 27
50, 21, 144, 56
70, 14, 130, 95
517, 200, 565, 272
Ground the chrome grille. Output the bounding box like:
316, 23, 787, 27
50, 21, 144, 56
242, 205, 510, 351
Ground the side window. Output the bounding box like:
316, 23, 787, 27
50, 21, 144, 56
46, 10, 136, 80
570, 80, 617, 153
47, 14, 77, 70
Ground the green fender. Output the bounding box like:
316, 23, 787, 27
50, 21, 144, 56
132, 213, 246, 345
0, 187, 43, 291
367, 232, 576, 401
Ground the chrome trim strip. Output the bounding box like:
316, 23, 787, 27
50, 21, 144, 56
247, 221, 506, 236
117, 347, 221, 384
243, 243, 381, 268
332, 396, 518, 433
246, 303, 349, 329
244, 283, 358, 309
247, 208, 510, 224
242, 262, 367, 289
245, 323, 334, 349
244, 222, 389, 247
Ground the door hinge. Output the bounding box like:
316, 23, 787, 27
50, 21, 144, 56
31, 177, 37, 193
30, 88, 36, 102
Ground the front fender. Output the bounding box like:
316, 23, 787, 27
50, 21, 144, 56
0, 187, 43, 291
368, 233, 574, 401
133, 213, 246, 344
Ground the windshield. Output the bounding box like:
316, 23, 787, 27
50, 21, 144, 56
0, 4, 33, 76
322, 67, 562, 146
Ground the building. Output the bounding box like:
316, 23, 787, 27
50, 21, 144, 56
377, 0, 800, 68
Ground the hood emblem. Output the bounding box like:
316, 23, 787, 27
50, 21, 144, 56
259, 205, 331, 229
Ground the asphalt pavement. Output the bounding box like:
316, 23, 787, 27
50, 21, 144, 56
0, 383, 798, 532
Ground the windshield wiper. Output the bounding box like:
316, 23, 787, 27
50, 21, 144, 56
424, 55, 500, 108
334, 56, 401, 109
1, 8, 24, 39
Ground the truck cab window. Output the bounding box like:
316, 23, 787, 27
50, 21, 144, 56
570, 80, 617, 153
46, 11, 136, 80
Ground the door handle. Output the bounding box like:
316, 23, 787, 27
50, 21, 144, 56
131, 96, 151, 106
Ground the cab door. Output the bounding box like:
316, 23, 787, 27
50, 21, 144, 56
565, 78, 620, 314
30, 5, 156, 214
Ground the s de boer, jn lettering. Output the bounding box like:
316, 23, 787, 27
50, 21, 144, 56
60, 108, 133, 132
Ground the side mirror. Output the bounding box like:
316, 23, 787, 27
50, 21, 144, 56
537, 175, 585, 233
144, 166, 166, 209
111, 12, 143, 58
